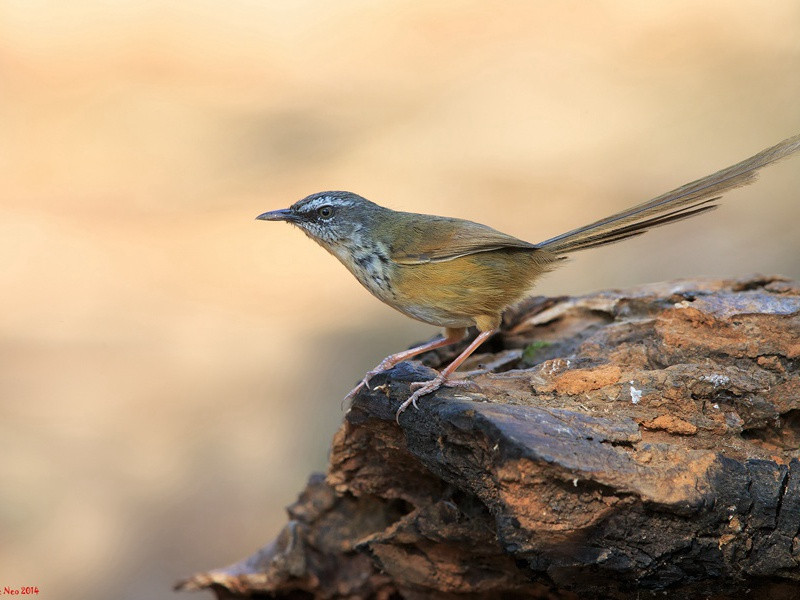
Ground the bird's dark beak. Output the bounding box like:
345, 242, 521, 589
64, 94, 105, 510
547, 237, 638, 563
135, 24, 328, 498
256, 208, 295, 222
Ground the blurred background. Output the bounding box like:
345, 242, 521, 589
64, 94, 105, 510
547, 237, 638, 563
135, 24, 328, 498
1, 1, 799, 598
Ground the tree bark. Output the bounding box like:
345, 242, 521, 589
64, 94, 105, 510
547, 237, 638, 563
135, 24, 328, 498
177, 275, 800, 599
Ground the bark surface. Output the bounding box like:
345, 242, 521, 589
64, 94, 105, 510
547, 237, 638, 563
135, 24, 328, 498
177, 275, 800, 599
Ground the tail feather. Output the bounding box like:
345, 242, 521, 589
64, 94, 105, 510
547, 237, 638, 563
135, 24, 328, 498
538, 134, 800, 255
552, 199, 719, 253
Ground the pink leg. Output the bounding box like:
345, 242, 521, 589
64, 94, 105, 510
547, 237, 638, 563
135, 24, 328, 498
343, 329, 466, 405
396, 328, 498, 422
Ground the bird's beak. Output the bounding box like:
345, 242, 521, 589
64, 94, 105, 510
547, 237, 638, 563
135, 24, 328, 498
256, 208, 295, 222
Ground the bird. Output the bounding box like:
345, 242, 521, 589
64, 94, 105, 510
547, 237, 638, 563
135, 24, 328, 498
257, 134, 800, 421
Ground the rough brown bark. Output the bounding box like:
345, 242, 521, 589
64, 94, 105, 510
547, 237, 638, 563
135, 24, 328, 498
177, 275, 800, 599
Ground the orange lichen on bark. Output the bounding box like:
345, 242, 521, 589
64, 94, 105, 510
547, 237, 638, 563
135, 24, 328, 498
553, 365, 622, 395
642, 414, 698, 435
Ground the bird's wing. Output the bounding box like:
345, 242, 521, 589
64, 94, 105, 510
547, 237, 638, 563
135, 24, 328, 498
388, 214, 538, 265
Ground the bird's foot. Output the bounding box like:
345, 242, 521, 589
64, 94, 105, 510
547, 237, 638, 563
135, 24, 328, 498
342, 357, 399, 408
395, 375, 474, 423
342, 333, 467, 411
342, 381, 365, 409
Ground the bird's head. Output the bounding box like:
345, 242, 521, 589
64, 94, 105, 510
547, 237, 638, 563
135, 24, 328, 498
256, 191, 385, 248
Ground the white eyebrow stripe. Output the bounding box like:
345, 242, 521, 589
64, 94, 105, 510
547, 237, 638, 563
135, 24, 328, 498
299, 196, 355, 211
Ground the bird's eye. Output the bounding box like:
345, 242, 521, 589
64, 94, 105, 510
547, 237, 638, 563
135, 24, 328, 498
317, 205, 334, 219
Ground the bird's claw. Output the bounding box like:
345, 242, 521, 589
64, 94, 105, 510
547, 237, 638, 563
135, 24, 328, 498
409, 377, 473, 392
341, 363, 395, 409
362, 366, 384, 390
395, 375, 474, 423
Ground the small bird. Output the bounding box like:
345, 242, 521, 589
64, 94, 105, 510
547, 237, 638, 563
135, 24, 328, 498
258, 135, 800, 420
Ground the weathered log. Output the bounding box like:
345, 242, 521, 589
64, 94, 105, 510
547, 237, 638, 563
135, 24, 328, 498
177, 275, 800, 599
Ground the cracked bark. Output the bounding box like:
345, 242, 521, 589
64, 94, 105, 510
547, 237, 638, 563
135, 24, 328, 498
177, 275, 800, 599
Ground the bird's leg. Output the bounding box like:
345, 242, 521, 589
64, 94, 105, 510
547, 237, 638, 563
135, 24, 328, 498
396, 328, 498, 422
343, 327, 467, 405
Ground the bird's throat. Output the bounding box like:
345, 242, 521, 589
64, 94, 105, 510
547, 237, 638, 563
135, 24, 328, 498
323, 232, 396, 302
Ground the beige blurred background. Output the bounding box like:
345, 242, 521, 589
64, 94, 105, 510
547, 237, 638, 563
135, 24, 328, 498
1, 1, 799, 598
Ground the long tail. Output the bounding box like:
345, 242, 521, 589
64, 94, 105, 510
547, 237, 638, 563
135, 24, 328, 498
537, 134, 800, 255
